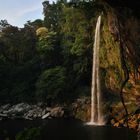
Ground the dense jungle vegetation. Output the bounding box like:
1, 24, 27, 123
0, 0, 99, 104
0, 0, 140, 110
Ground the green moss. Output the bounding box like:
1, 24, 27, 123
74, 103, 90, 121
99, 14, 124, 91
126, 103, 138, 114
75, 110, 86, 120
125, 81, 133, 89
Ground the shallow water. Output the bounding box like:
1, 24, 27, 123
0, 118, 137, 140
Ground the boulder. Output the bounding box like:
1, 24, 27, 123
0, 113, 8, 117
13, 103, 30, 112
50, 107, 64, 117
0, 104, 11, 111
42, 112, 51, 119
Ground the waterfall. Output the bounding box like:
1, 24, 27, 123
88, 15, 105, 125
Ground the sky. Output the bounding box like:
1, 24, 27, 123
0, 0, 46, 28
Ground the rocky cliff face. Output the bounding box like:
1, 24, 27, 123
33, 2, 140, 133
97, 1, 140, 134
103, 0, 140, 9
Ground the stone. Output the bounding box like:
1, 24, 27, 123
0, 104, 11, 111
50, 107, 64, 117
111, 119, 115, 124
0, 113, 8, 117
114, 122, 120, 127
46, 107, 51, 112
42, 109, 46, 116
42, 112, 50, 119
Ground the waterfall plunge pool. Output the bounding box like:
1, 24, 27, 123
0, 118, 137, 140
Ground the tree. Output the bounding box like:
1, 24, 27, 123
36, 66, 66, 103
0, 23, 40, 103
43, 0, 63, 32
24, 19, 43, 30
36, 27, 62, 69
61, 4, 94, 86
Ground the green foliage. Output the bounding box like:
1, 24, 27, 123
36, 26, 62, 69
126, 103, 138, 114
1, 0, 138, 106
43, 0, 63, 32
37, 30, 57, 51
125, 81, 133, 89
0, 21, 40, 103
61, 6, 92, 56
0, 0, 104, 104
24, 19, 43, 30
16, 127, 41, 140
36, 66, 66, 102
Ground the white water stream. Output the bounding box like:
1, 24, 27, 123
88, 15, 105, 125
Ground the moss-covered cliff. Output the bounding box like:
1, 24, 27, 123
74, 2, 140, 133
99, 2, 140, 132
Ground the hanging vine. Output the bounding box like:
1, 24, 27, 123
117, 17, 129, 127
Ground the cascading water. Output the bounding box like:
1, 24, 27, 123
88, 15, 105, 125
